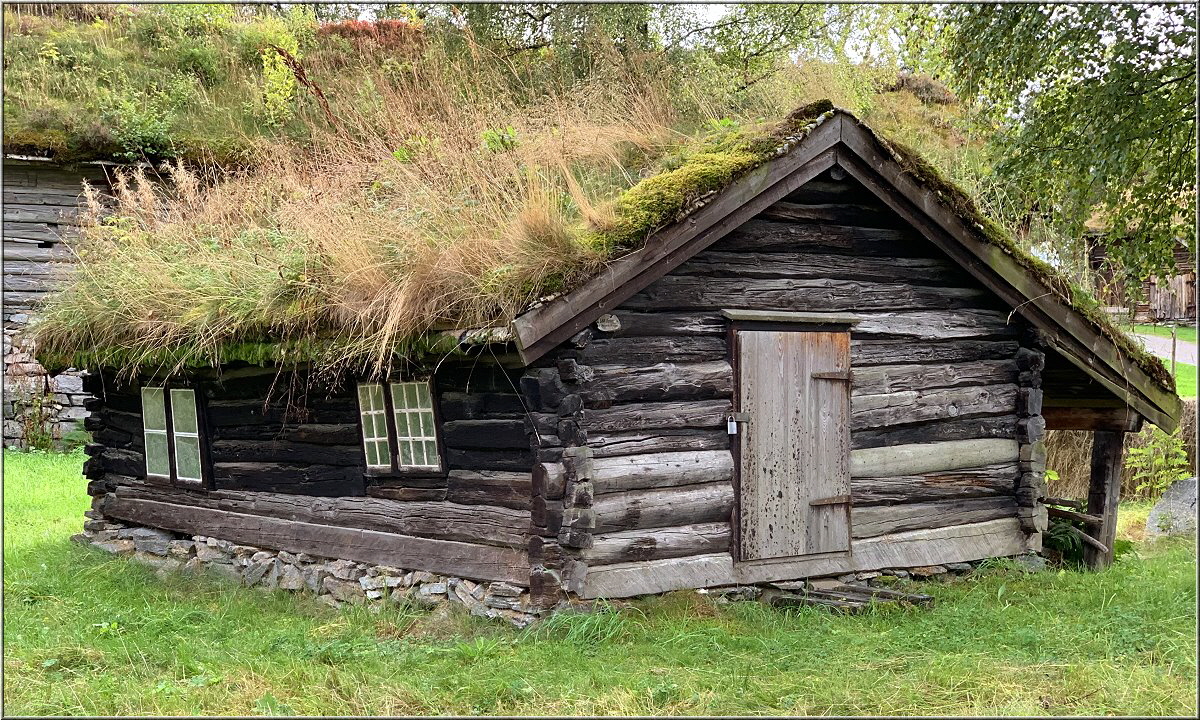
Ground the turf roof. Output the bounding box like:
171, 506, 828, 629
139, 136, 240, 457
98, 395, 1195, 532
34, 101, 1175, 400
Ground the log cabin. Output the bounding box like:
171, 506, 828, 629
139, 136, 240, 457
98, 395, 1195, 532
52, 106, 1181, 610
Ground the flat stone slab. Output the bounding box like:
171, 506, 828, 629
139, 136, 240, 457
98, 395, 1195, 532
1147, 477, 1197, 537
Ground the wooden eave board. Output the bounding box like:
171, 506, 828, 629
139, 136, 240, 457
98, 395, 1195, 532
507, 110, 1179, 430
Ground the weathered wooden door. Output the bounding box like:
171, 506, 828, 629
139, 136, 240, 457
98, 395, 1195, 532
736, 329, 851, 560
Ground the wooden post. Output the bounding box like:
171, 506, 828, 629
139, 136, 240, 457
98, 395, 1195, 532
1171, 325, 1177, 378
1084, 430, 1124, 569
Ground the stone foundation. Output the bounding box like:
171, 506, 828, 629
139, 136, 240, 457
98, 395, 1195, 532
71, 512, 543, 628
3, 317, 91, 450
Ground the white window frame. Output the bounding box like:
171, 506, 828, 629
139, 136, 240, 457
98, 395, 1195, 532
356, 379, 442, 473
356, 382, 393, 470
141, 386, 206, 485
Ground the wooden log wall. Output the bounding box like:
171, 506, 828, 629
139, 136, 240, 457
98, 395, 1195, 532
82, 359, 537, 585
536, 171, 1036, 597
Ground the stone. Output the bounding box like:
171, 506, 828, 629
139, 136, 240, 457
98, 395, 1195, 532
410, 570, 437, 584
836, 574, 857, 583
294, 553, 315, 563
70, 532, 91, 545
420, 582, 447, 596
328, 559, 363, 581
261, 560, 282, 590
382, 575, 404, 588
305, 567, 329, 594
1147, 477, 1197, 537
495, 609, 538, 629
323, 577, 365, 604
131, 551, 181, 575
183, 557, 205, 574
365, 590, 384, 601
855, 571, 880, 581
83, 519, 120, 532
487, 582, 524, 598
250, 551, 274, 563
244, 560, 274, 586
51, 374, 84, 394
123, 528, 173, 556
359, 575, 387, 591
806, 578, 843, 591
946, 562, 974, 573
277, 551, 300, 565
207, 538, 234, 552
93, 539, 135, 555
167, 540, 195, 559
483, 594, 521, 611
891, 570, 910, 579
93, 529, 119, 542
195, 543, 231, 563
367, 565, 403, 577
1013, 553, 1047, 573
278, 564, 305, 591
206, 562, 245, 583
908, 565, 948, 578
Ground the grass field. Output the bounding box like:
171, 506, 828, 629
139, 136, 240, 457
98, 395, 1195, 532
3, 450, 1197, 716
1171, 362, 1197, 399
1134, 324, 1198, 346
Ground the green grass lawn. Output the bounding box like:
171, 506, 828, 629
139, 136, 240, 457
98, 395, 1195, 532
1172, 361, 1197, 398
4, 450, 1197, 716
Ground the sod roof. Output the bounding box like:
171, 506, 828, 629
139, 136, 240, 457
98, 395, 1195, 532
33, 102, 1176, 425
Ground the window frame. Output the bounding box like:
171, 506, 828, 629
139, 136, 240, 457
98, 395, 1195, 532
140, 383, 212, 488
356, 377, 446, 478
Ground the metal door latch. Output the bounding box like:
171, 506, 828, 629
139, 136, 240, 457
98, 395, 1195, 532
727, 411, 750, 435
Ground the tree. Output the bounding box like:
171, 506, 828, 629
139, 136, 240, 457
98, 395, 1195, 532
931, 3, 1197, 283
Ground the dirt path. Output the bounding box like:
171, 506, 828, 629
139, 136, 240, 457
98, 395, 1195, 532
1135, 334, 1199, 365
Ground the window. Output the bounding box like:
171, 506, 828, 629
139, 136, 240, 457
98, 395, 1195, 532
141, 387, 205, 485
356, 380, 442, 473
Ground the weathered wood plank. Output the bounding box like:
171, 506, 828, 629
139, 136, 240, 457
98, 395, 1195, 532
212, 462, 365, 496
581, 523, 731, 565
1085, 430, 1124, 569
114, 483, 529, 548
716, 218, 927, 256
851, 384, 1019, 430
851, 415, 1019, 450
573, 336, 727, 364
1043, 406, 1144, 431
588, 428, 730, 458
592, 481, 734, 533
209, 439, 362, 466
580, 361, 732, 406
623, 276, 991, 313
212, 423, 361, 446
590, 450, 733, 494
582, 400, 728, 434
675, 251, 960, 283
446, 469, 532, 510
850, 439, 1019, 478
579, 518, 1026, 598
852, 360, 1017, 396
100, 495, 530, 584
441, 419, 529, 450
851, 496, 1018, 538
850, 462, 1019, 505
851, 340, 1020, 366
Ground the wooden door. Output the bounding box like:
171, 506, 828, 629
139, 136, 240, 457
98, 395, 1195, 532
736, 329, 851, 561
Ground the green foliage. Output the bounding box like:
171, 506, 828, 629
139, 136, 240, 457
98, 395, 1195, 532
930, 3, 1198, 283
4, 449, 1197, 715
480, 126, 519, 153
1126, 426, 1192, 498
1044, 517, 1084, 564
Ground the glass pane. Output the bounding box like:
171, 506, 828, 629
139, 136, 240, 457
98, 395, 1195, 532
420, 411, 435, 438
394, 412, 409, 437
141, 388, 166, 431
414, 382, 431, 408
390, 383, 406, 410
174, 435, 203, 482
144, 432, 170, 476
424, 441, 438, 466
404, 383, 418, 407
399, 441, 412, 466
372, 414, 388, 439
170, 389, 198, 434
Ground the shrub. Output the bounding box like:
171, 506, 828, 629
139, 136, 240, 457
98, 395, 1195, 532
315, 18, 423, 56
1126, 427, 1192, 497
173, 40, 226, 87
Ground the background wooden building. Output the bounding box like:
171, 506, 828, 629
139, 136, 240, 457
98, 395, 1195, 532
70, 109, 1181, 610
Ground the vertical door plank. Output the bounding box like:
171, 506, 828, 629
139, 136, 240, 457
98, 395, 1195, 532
738, 329, 851, 561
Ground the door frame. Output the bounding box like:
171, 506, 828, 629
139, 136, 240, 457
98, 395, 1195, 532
723, 310, 860, 569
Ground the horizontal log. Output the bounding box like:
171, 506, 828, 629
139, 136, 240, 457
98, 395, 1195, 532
366, 486, 447, 502
580, 361, 732, 407
851, 415, 1019, 450
851, 384, 1019, 431
532, 462, 566, 499
851, 340, 1020, 367
581, 522, 731, 564
583, 399, 728, 434
573, 336, 726, 364
624, 277, 990, 313
100, 495, 530, 585
850, 439, 1019, 478
2, 243, 72, 263
716, 218, 926, 256
446, 469, 532, 510
212, 462, 364, 496
205, 398, 358, 426
675, 250, 961, 283
588, 428, 730, 458
852, 361, 1017, 396
851, 462, 1019, 505
445, 448, 532, 472
851, 496, 1018, 538
578, 518, 1026, 598
212, 423, 360, 446
590, 450, 734, 494
1042, 406, 1144, 431
4, 203, 80, 224
441, 419, 529, 450
209, 439, 362, 466
592, 481, 734, 533
437, 391, 526, 421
